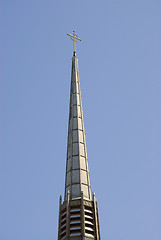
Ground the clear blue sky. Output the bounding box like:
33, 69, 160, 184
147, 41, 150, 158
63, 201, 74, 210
1, 0, 161, 239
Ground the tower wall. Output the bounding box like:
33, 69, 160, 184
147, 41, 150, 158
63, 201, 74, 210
58, 193, 100, 240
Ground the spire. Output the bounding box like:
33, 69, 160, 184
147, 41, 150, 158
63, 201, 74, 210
57, 34, 101, 240
64, 53, 92, 200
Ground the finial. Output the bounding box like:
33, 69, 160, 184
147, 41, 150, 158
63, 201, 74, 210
67, 30, 82, 53
59, 195, 62, 205
67, 190, 70, 202
93, 192, 96, 201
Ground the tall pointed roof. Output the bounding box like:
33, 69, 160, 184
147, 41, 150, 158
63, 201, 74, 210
64, 52, 92, 201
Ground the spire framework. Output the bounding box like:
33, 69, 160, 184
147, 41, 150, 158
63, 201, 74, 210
57, 49, 101, 240
64, 54, 91, 201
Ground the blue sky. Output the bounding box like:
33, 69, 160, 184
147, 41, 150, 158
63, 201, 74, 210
1, 0, 161, 239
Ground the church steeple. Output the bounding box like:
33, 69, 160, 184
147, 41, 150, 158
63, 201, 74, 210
57, 31, 101, 240
65, 51, 92, 201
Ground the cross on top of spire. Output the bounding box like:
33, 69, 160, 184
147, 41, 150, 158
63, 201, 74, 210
67, 30, 82, 53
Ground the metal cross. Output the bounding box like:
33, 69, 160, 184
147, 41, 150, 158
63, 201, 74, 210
67, 30, 82, 52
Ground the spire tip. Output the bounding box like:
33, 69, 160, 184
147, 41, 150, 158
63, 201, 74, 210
67, 30, 81, 53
